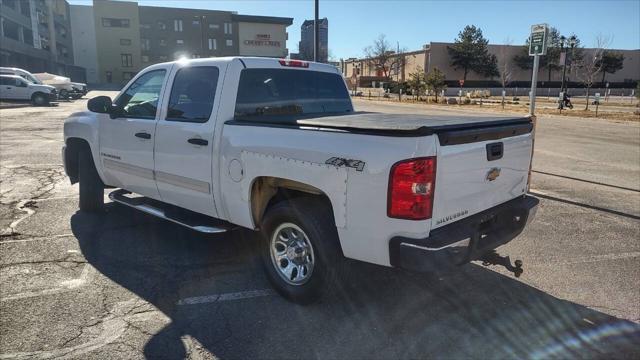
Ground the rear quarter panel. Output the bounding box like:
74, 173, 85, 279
219, 125, 437, 266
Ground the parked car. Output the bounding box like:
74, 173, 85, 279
62, 57, 538, 304
0, 74, 57, 105
71, 82, 88, 96
0, 67, 82, 100
33, 73, 81, 100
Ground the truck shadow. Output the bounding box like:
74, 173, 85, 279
71, 204, 640, 359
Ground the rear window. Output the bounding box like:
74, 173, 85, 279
234, 69, 352, 119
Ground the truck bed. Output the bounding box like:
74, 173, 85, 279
230, 111, 533, 142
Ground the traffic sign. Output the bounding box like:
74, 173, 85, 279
529, 24, 548, 56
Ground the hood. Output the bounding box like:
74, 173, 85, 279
30, 83, 56, 92
34, 72, 72, 85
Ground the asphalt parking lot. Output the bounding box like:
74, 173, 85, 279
1, 94, 639, 359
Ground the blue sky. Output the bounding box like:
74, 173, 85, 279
68, 0, 640, 58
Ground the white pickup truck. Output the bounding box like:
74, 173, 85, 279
63, 57, 538, 304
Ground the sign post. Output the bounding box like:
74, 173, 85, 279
595, 93, 601, 117
528, 24, 548, 115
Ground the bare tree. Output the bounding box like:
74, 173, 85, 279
498, 37, 514, 109
363, 34, 405, 82
577, 34, 609, 110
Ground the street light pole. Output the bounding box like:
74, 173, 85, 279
314, 0, 319, 62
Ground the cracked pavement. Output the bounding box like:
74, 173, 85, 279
0, 94, 638, 359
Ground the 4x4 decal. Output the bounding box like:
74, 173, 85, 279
325, 157, 365, 172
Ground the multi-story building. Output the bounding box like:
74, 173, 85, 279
297, 18, 328, 63
0, 0, 85, 81
342, 42, 640, 88
70, 0, 292, 85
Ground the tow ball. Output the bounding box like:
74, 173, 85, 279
479, 250, 523, 278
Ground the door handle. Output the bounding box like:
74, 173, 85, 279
135, 132, 151, 139
188, 138, 208, 146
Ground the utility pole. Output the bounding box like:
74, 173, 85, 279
314, 0, 319, 62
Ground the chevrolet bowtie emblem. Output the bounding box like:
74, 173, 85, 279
486, 167, 501, 181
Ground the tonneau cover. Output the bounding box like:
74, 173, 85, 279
231, 111, 531, 136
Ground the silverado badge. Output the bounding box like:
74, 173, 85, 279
486, 167, 501, 181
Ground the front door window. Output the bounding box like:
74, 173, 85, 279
114, 70, 166, 119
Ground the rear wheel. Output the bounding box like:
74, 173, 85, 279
31, 93, 48, 106
78, 150, 104, 212
260, 197, 344, 304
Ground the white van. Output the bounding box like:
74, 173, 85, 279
0, 75, 57, 105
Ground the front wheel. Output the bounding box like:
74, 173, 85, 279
260, 197, 345, 305
31, 93, 48, 106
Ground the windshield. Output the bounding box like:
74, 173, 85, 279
234, 68, 352, 119
21, 73, 41, 84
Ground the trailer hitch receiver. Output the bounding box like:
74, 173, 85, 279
479, 250, 523, 277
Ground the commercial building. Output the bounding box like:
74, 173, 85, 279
342, 42, 640, 88
296, 18, 328, 62
70, 0, 292, 85
0, 0, 85, 81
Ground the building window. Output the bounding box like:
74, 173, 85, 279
121, 53, 133, 67
192, 20, 200, 26
208, 23, 219, 30
22, 28, 34, 46
176, 39, 184, 45
140, 23, 151, 29
224, 22, 232, 34
3, 0, 17, 10
141, 38, 150, 51
226, 39, 233, 47
174, 19, 183, 32
120, 39, 132, 46
142, 55, 149, 63
2, 19, 20, 41
122, 72, 135, 81
20, 0, 31, 17
192, 54, 201, 58
159, 39, 167, 47
158, 55, 168, 61
102, 18, 130, 28
208, 38, 217, 50
157, 21, 166, 30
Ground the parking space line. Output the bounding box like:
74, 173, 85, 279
524, 251, 640, 267
176, 289, 275, 305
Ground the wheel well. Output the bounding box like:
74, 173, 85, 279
65, 138, 91, 184
250, 177, 334, 227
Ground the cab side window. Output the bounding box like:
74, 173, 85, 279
166, 66, 219, 123
114, 69, 166, 119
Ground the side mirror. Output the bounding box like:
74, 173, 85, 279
87, 96, 113, 114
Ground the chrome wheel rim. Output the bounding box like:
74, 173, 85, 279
269, 223, 315, 285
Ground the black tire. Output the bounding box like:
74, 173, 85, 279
31, 93, 48, 106
260, 197, 345, 304
78, 150, 104, 212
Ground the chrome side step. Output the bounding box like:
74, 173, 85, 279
108, 189, 231, 234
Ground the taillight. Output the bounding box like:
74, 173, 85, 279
278, 59, 309, 68
388, 157, 436, 220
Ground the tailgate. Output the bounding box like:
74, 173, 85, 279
430, 121, 533, 229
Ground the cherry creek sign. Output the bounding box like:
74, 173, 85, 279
244, 34, 281, 47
